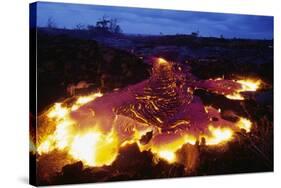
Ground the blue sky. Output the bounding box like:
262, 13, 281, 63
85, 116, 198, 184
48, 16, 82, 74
35, 2, 273, 39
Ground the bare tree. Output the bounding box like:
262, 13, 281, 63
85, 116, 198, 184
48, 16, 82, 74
47, 17, 57, 28
96, 16, 110, 30
94, 16, 122, 34
75, 23, 85, 30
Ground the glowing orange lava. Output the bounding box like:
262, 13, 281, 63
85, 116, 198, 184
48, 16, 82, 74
226, 79, 261, 100
36, 58, 256, 168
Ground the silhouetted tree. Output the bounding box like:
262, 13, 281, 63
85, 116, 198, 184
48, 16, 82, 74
90, 16, 122, 34
96, 16, 110, 31
47, 17, 57, 28
75, 23, 85, 30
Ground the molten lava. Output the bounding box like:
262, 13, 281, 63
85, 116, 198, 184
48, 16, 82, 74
226, 79, 261, 100
69, 130, 119, 166
35, 58, 258, 170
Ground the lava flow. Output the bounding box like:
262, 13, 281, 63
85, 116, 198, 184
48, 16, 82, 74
35, 58, 261, 170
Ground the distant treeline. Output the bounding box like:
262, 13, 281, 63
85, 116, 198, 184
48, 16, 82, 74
130, 34, 273, 49
46, 16, 122, 34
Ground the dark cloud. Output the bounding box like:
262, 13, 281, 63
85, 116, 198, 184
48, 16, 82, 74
36, 2, 273, 39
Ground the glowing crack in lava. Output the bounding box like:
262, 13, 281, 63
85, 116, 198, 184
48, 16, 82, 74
36, 58, 261, 167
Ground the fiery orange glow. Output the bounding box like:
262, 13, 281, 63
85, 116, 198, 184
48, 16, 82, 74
150, 125, 235, 162
157, 57, 169, 65
29, 136, 36, 154
205, 126, 233, 145
151, 134, 197, 163
158, 151, 176, 163
37, 92, 110, 165
70, 132, 101, 166
37, 120, 74, 154
226, 93, 245, 100
37, 92, 254, 167
236, 117, 252, 133
237, 79, 261, 92
69, 129, 119, 166
36, 58, 257, 170
226, 79, 261, 100
47, 103, 69, 119
71, 92, 103, 111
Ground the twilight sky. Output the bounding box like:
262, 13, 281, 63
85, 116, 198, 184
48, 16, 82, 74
35, 2, 273, 39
